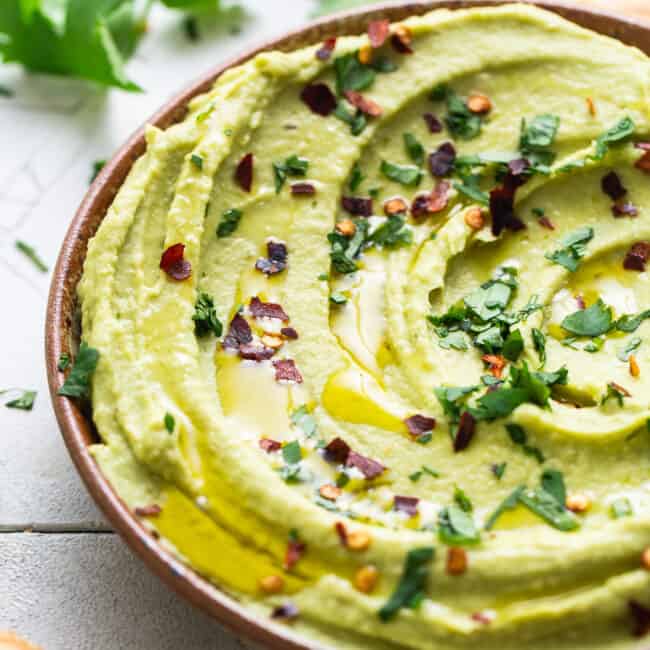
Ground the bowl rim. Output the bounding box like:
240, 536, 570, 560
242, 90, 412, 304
45, 2, 650, 648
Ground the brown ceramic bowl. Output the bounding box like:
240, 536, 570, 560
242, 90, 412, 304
45, 2, 650, 648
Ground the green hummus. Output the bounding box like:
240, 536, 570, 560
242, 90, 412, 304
78, 4, 650, 648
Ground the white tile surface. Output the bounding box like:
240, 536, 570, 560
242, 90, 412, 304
0, 1, 315, 647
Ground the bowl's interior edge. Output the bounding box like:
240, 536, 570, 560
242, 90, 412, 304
44, 2, 650, 649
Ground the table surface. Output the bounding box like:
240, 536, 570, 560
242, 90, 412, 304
0, 1, 645, 649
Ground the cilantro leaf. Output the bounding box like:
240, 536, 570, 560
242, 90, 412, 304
348, 161, 364, 192
611, 497, 633, 519
518, 487, 579, 531
403, 132, 425, 166
57, 353, 71, 371
378, 547, 434, 621
437, 330, 469, 351
561, 299, 612, 337
444, 91, 482, 140
519, 114, 559, 166
273, 155, 309, 194
58, 341, 99, 399
2, 389, 36, 411
502, 329, 523, 362
334, 100, 367, 136
545, 227, 594, 272
492, 462, 507, 480
434, 385, 478, 425
380, 160, 423, 187
438, 505, 480, 545
192, 292, 223, 338
540, 468, 566, 506
617, 336, 642, 362
327, 218, 369, 274
291, 405, 317, 438
367, 215, 413, 248
164, 412, 175, 433
616, 309, 650, 333
593, 116, 635, 160
531, 328, 546, 366
334, 51, 375, 95
216, 208, 242, 238
484, 485, 525, 530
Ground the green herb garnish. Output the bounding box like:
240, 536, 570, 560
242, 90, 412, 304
380, 160, 423, 186
15, 240, 48, 272
1, 389, 36, 411
192, 292, 223, 338
57, 342, 99, 399
216, 208, 243, 238
561, 298, 612, 337
273, 155, 309, 193
545, 227, 594, 272
438, 505, 480, 545
403, 132, 425, 166
164, 412, 175, 433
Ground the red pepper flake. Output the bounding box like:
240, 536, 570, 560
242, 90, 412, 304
238, 343, 276, 361
256, 240, 288, 276
423, 112, 442, 133
368, 19, 390, 48
481, 354, 506, 379
259, 438, 282, 453
342, 195, 373, 216
471, 611, 494, 625
428, 142, 456, 177
273, 359, 303, 383
575, 295, 586, 310
635, 144, 650, 173
281, 327, 299, 340
283, 538, 306, 571
323, 437, 351, 464
249, 296, 289, 321
428, 180, 451, 213
393, 495, 419, 517
235, 152, 253, 192
601, 171, 627, 201
135, 504, 161, 518
612, 202, 639, 218
271, 602, 299, 621
586, 97, 596, 117
290, 182, 316, 196
334, 521, 348, 546
159, 243, 191, 281
346, 451, 385, 479
343, 90, 383, 117
489, 171, 527, 236
629, 600, 650, 637
222, 313, 253, 350
404, 414, 436, 438
316, 36, 336, 61
300, 83, 337, 117
537, 215, 555, 230
609, 381, 631, 398
390, 25, 413, 54
454, 411, 476, 452
624, 241, 650, 271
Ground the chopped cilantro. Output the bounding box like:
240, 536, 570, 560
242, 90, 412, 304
403, 132, 425, 166
561, 299, 612, 337
15, 240, 48, 272
273, 155, 309, 193
378, 547, 435, 621
58, 342, 99, 399
610, 497, 633, 519
291, 405, 318, 438
90, 159, 106, 183
492, 462, 507, 480
1, 389, 36, 411
616, 309, 650, 333
367, 216, 413, 248
334, 52, 375, 95
519, 486, 578, 531
348, 161, 364, 192
540, 468, 566, 506
601, 382, 628, 407
484, 485, 524, 530
164, 412, 175, 433
190, 153, 203, 170
505, 423, 546, 464
453, 180, 489, 206
330, 292, 348, 305
216, 208, 242, 238
334, 101, 367, 135
437, 331, 469, 351
409, 465, 439, 482
545, 227, 594, 272
617, 336, 642, 362
328, 218, 368, 274
502, 329, 524, 362
434, 385, 478, 426
280, 441, 303, 482
519, 114, 559, 166
593, 116, 635, 160
442, 89, 483, 140
438, 505, 480, 545
57, 353, 70, 372
380, 160, 423, 186
454, 486, 473, 512
532, 328, 546, 366
192, 292, 223, 338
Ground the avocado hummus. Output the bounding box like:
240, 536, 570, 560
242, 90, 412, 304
77, 4, 650, 648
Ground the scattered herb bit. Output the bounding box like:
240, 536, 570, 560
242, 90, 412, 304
315, 36, 337, 61
409, 465, 440, 482
618, 337, 642, 362
519, 486, 578, 531
344, 89, 382, 117
531, 328, 546, 366
380, 160, 422, 186
280, 441, 304, 482
519, 114, 559, 166
334, 51, 376, 95
1, 389, 36, 411
434, 385, 478, 427
57, 353, 70, 372
273, 155, 309, 193
502, 329, 524, 362
256, 240, 288, 276
454, 486, 473, 512
368, 19, 390, 48
505, 423, 545, 464
367, 215, 413, 248
348, 161, 364, 192
90, 159, 106, 183
15, 240, 48, 272
594, 116, 635, 160
561, 298, 612, 337
164, 412, 175, 433
403, 132, 424, 166
190, 153, 203, 170
610, 497, 633, 519
438, 505, 480, 545
378, 547, 434, 621
328, 218, 368, 274
57, 342, 99, 399
192, 292, 223, 337
615, 309, 650, 333
484, 486, 524, 530
329, 292, 347, 305
216, 208, 243, 238
291, 405, 317, 438
492, 462, 506, 480
601, 381, 630, 407
545, 226, 594, 272
436, 87, 484, 140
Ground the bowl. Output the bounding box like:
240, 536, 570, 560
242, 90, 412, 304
44, 2, 650, 648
